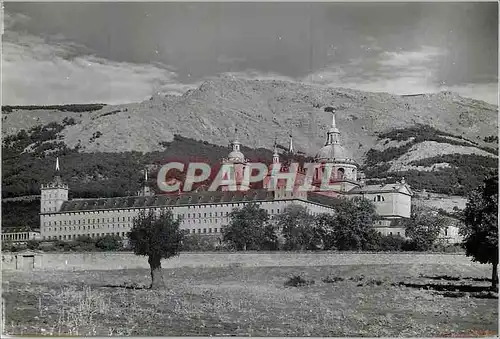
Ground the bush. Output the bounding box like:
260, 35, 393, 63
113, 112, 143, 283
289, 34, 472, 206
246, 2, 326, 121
95, 235, 123, 251
379, 234, 406, 251
284, 275, 315, 287
181, 234, 217, 252
26, 239, 40, 250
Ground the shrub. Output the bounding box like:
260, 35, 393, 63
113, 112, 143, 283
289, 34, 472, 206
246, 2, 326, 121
378, 234, 406, 251
26, 239, 40, 250
322, 276, 344, 284
181, 234, 217, 252
95, 235, 123, 251
284, 275, 315, 287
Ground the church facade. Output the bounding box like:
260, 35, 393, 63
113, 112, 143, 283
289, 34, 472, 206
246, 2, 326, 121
39, 110, 413, 242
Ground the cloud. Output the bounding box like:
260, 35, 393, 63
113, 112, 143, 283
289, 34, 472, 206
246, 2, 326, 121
301, 46, 498, 105
378, 46, 445, 67
2, 12, 196, 105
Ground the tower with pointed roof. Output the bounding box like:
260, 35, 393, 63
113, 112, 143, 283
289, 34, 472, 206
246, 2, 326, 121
220, 128, 249, 191
138, 168, 153, 196
288, 132, 294, 153
272, 137, 280, 164
40, 157, 69, 213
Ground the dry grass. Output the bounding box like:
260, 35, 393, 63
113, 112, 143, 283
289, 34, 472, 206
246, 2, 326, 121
2, 260, 498, 337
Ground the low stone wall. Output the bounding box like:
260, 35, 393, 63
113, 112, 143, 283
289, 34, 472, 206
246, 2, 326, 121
2, 252, 43, 270
1, 251, 486, 271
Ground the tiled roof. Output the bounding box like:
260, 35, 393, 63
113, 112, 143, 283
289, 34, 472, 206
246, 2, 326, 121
348, 183, 412, 195
307, 192, 342, 207
58, 189, 277, 212
54, 189, 341, 213
2, 226, 35, 233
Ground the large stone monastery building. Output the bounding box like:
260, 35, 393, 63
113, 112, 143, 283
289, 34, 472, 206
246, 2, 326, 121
39, 111, 413, 242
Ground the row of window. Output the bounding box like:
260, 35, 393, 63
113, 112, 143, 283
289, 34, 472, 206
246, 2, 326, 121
379, 231, 403, 236
44, 232, 128, 240
44, 209, 331, 229
45, 216, 132, 226
189, 227, 222, 234
42, 193, 66, 199
45, 223, 131, 233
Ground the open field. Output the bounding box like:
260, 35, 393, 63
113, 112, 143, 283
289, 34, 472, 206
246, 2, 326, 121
2, 253, 498, 337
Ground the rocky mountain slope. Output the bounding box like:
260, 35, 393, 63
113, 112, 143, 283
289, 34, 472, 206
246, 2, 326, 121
2, 75, 498, 201
3, 75, 498, 163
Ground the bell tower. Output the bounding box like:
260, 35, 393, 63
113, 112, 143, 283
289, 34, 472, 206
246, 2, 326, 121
40, 157, 69, 213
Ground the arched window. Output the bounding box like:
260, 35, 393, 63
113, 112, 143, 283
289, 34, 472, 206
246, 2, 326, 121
337, 168, 345, 179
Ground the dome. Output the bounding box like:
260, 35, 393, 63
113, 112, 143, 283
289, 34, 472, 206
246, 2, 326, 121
315, 143, 352, 162
228, 150, 245, 162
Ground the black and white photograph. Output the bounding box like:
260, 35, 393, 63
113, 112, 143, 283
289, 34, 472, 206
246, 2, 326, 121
1, 2, 498, 337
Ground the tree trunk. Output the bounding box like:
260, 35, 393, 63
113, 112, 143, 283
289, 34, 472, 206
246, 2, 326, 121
148, 255, 165, 290
492, 263, 498, 292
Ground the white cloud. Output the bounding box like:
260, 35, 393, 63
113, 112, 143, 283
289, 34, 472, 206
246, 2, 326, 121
301, 46, 498, 105
378, 46, 445, 67
2, 19, 195, 105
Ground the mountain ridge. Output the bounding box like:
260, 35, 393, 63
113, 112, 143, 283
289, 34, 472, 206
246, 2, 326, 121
3, 75, 498, 163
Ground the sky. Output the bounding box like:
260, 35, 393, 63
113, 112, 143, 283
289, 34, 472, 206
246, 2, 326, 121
2, 2, 498, 105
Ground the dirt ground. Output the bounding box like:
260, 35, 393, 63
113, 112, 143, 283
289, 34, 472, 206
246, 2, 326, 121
2, 256, 498, 337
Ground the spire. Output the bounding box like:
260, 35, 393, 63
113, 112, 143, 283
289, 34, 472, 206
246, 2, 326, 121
325, 108, 340, 145
288, 132, 294, 153
139, 167, 152, 196
50, 156, 64, 187
231, 127, 241, 152
273, 137, 280, 164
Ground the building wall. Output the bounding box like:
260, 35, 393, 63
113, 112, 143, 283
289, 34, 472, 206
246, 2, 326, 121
40, 198, 336, 240
439, 225, 462, 244
1, 253, 43, 270
349, 192, 411, 218
40, 186, 69, 213
393, 192, 412, 218
374, 227, 406, 237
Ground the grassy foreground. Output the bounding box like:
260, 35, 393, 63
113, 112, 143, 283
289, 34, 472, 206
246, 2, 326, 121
2, 260, 498, 337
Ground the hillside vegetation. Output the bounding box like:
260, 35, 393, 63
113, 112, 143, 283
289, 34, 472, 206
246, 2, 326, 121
362, 125, 497, 196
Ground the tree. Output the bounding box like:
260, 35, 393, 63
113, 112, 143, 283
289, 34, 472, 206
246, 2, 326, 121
403, 204, 447, 251
312, 213, 337, 250
330, 197, 378, 251
460, 175, 498, 291
261, 223, 280, 251
277, 204, 316, 250
129, 208, 184, 289
223, 203, 269, 251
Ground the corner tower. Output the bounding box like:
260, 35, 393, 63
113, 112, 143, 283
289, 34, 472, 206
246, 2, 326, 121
40, 157, 69, 213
